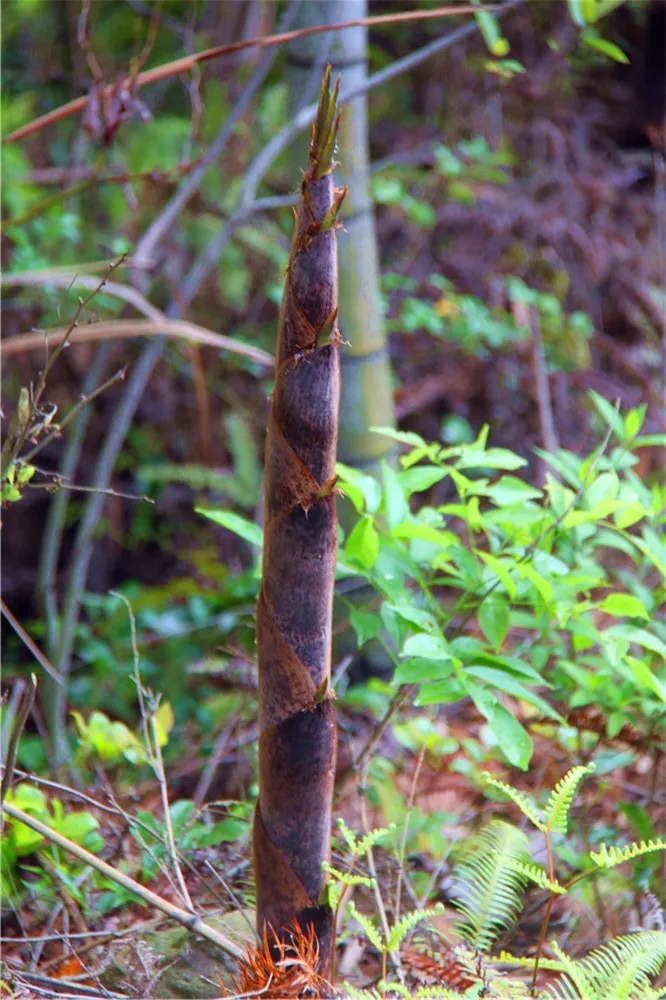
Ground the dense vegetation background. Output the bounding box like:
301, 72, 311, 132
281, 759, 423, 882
1, 1, 665, 998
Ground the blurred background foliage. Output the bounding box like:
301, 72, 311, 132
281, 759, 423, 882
3, 0, 664, 743
1, 0, 664, 832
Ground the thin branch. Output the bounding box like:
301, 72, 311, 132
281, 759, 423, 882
357, 759, 402, 979
2, 319, 273, 368
2, 271, 164, 320
151, 710, 195, 912
132, 0, 303, 273
1, 801, 245, 960
1, 680, 27, 760
393, 744, 426, 923
38, 5, 300, 767
193, 711, 240, 810
23, 159, 202, 187
4, 5, 481, 144
22, 368, 127, 464
529, 305, 559, 474
1, 257, 125, 478
0, 601, 64, 684
0, 675, 36, 802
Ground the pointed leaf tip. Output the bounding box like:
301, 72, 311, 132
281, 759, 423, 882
312, 67, 341, 178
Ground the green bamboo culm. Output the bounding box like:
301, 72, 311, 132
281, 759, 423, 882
253, 68, 345, 976
285, 0, 396, 488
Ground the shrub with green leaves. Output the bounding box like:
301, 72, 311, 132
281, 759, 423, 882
206, 394, 665, 772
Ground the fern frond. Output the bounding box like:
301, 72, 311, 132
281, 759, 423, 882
413, 988, 473, 1000
452, 820, 532, 952
590, 839, 666, 868
482, 772, 546, 831
386, 904, 444, 953
506, 860, 566, 894
496, 950, 565, 972
577, 931, 666, 999
322, 862, 375, 888
546, 942, 596, 1000
337, 817, 360, 852
377, 981, 411, 998
348, 900, 383, 951
544, 764, 595, 834
341, 986, 382, 1000
544, 933, 666, 1000
356, 824, 396, 857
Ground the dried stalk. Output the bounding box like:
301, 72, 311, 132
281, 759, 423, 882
253, 68, 345, 976
0, 801, 245, 961
2, 319, 273, 368
4, 5, 478, 144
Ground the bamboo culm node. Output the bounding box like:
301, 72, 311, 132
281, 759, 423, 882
253, 66, 346, 976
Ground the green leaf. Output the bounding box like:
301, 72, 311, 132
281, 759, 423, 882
394, 657, 454, 685
56, 811, 101, 847
385, 601, 438, 633
382, 463, 410, 530
415, 676, 466, 705
614, 502, 649, 529
398, 466, 449, 496
606, 626, 666, 658
625, 657, 666, 703
391, 521, 456, 548
512, 563, 553, 603
370, 426, 426, 449
478, 597, 510, 648
588, 390, 623, 438
624, 405, 647, 441
154, 702, 174, 747
466, 666, 562, 721
457, 448, 527, 471
475, 8, 510, 56
599, 594, 649, 621
195, 508, 263, 547
487, 704, 533, 770
477, 551, 517, 599
582, 29, 629, 63
346, 516, 380, 569
401, 633, 451, 661
336, 462, 383, 514
485, 476, 542, 506
563, 499, 624, 527
349, 608, 382, 647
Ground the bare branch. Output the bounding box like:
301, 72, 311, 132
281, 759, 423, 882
0, 601, 64, 685
0, 801, 245, 961
2, 319, 273, 368
4, 4, 481, 144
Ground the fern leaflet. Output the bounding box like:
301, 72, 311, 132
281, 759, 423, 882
544, 764, 595, 834
506, 860, 566, 894
452, 819, 532, 952
577, 931, 666, 999
322, 862, 375, 888
590, 838, 666, 868
544, 932, 666, 1000
386, 904, 444, 953
482, 772, 546, 831
348, 900, 383, 952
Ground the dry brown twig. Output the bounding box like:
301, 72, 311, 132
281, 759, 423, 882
1, 256, 126, 480
0, 602, 63, 685
4, 5, 479, 145
0, 674, 37, 802
0, 800, 245, 961
2, 318, 274, 368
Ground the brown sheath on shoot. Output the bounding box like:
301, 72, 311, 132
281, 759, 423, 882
253, 67, 345, 974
